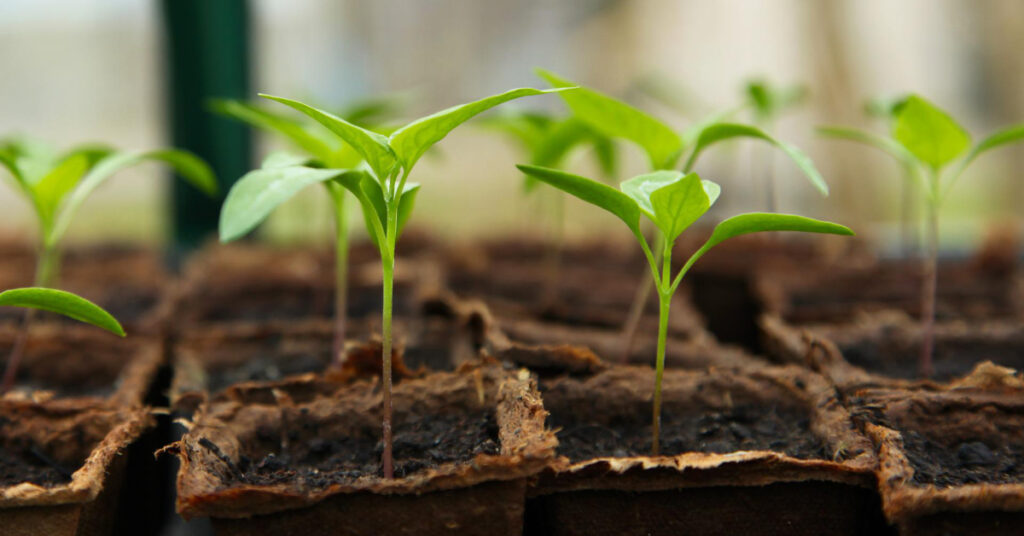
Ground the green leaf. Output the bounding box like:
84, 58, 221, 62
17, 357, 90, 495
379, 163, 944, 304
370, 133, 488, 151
538, 69, 682, 170
701, 213, 853, 253
50, 149, 216, 246
390, 87, 569, 171
516, 164, 641, 234
260, 94, 396, 180
620, 170, 685, 220
32, 153, 90, 226
892, 95, 970, 171
219, 166, 365, 242
816, 126, 916, 168
684, 123, 829, 196
0, 149, 30, 197
745, 80, 807, 120
261, 151, 312, 169
943, 123, 1024, 198
0, 287, 124, 336
353, 177, 419, 250
650, 173, 714, 242
211, 99, 336, 163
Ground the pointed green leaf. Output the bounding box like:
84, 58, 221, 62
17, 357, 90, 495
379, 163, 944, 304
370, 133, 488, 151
650, 173, 714, 242
219, 166, 365, 242
396, 183, 419, 237
261, 94, 395, 179
0, 149, 30, 198
620, 170, 685, 220
957, 124, 1024, 174
261, 150, 312, 169
702, 213, 853, 253
684, 123, 829, 196
211, 99, 336, 162
353, 177, 419, 250
517, 164, 641, 234
0, 287, 124, 336
816, 126, 916, 168
538, 69, 682, 170
390, 87, 569, 171
50, 149, 216, 246
33, 153, 90, 226
893, 95, 970, 171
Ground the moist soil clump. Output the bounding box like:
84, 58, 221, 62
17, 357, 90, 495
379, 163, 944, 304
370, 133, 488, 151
232, 411, 499, 485
551, 404, 828, 463
0, 443, 76, 488
901, 431, 1024, 487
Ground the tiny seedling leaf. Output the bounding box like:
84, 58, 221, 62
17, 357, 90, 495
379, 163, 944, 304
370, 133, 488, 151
538, 69, 683, 170
261, 94, 396, 180
390, 87, 570, 171
893, 95, 970, 171
650, 173, 715, 242
50, 149, 216, 246
685, 123, 829, 196
33, 154, 90, 225
211, 99, 336, 163
516, 164, 641, 234
0, 287, 124, 336
620, 170, 685, 220
816, 126, 916, 168
701, 213, 854, 253
220, 166, 365, 242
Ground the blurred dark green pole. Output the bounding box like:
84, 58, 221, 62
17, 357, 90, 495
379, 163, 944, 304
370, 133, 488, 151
162, 0, 251, 252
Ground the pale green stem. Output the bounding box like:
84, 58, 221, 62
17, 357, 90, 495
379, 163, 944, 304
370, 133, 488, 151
919, 172, 940, 378
651, 235, 672, 456
380, 171, 404, 480
619, 231, 663, 363
331, 190, 350, 369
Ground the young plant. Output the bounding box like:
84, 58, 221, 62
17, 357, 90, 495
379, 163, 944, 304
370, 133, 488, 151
743, 79, 808, 211
481, 110, 618, 300
212, 97, 402, 366
0, 137, 215, 391
536, 70, 829, 361
0, 287, 125, 393
517, 164, 852, 454
819, 95, 1024, 377
219, 86, 569, 478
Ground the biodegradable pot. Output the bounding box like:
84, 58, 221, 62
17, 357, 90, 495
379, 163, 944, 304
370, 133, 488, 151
0, 401, 153, 536
0, 244, 170, 334
852, 383, 1024, 535
169, 366, 556, 535
0, 324, 162, 407
760, 311, 1024, 389
171, 240, 432, 335
526, 365, 889, 536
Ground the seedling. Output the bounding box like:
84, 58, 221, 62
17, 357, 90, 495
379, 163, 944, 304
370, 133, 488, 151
213, 97, 402, 365
536, 71, 829, 361
518, 164, 852, 454
743, 79, 808, 211
219, 86, 569, 478
481, 110, 617, 300
0, 137, 214, 391
819, 95, 1024, 377
0, 287, 125, 393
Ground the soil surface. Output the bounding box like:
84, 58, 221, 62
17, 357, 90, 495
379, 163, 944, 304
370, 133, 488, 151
206, 351, 330, 393
224, 411, 499, 485
835, 333, 1024, 382
551, 404, 828, 463
0, 443, 76, 488
899, 431, 1024, 487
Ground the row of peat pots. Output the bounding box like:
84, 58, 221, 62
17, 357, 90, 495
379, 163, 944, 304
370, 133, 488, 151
0, 230, 1022, 535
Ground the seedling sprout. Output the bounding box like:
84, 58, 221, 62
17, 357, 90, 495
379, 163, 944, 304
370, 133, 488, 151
518, 164, 852, 454
220, 86, 570, 478
819, 94, 1024, 377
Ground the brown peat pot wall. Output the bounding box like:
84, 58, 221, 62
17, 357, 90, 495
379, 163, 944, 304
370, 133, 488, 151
0, 244, 171, 334
852, 384, 1024, 535
170, 366, 556, 535
525, 365, 889, 536
0, 401, 153, 536
171, 241, 430, 334
0, 324, 162, 407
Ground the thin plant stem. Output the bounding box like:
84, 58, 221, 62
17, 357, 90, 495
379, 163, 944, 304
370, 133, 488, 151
651, 235, 672, 456
619, 231, 663, 363
1, 242, 59, 394
919, 197, 939, 378
331, 190, 350, 368
379, 173, 404, 480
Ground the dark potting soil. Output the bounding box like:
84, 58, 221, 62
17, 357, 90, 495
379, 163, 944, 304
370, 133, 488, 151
226, 411, 499, 486
837, 335, 1024, 382
205, 350, 330, 394
0, 443, 76, 488
899, 431, 1024, 487
551, 404, 828, 463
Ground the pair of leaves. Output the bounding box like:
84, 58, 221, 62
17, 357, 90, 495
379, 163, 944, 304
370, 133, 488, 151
264, 87, 571, 184
537, 69, 827, 196
0, 139, 216, 248
0, 287, 124, 336
744, 80, 807, 122
219, 156, 418, 251
516, 164, 852, 283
